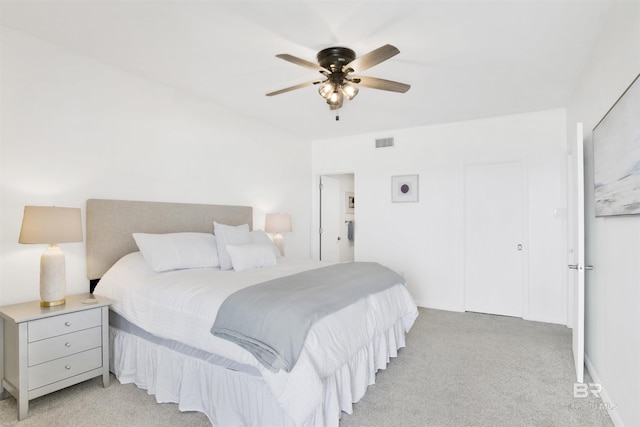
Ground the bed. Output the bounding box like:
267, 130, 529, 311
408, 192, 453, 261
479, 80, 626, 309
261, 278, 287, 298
87, 198, 419, 427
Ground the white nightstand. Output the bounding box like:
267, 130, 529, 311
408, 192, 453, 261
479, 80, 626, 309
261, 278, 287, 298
0, 293, 112, 420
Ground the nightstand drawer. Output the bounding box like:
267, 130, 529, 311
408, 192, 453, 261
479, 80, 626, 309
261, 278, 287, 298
28, 326, 102, 366
28, 309, 101, 342
28, 347, 102, 390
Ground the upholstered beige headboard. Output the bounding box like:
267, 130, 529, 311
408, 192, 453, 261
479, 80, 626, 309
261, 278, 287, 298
86, 199, 253, 281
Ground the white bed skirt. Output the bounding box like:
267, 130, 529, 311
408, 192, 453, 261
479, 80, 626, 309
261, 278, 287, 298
109, 317, 407, 427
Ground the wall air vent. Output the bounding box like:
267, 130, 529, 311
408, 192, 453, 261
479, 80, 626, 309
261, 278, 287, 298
375, 137, 394, 148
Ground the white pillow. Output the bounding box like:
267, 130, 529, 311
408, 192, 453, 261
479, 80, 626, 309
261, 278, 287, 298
132, 232, 219, 272
214, 222, 251, 270
250, 229, 282, 258
226, 243, 277, 272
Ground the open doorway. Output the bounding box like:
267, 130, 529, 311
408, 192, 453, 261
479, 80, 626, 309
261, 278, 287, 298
319, 174, 355, 262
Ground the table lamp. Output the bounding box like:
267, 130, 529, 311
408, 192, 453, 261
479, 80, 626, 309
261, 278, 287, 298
18, 206, 83, 307
265, 213, 292, 256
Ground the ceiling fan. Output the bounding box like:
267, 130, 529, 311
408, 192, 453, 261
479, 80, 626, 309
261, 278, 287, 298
266, 44, 410, 113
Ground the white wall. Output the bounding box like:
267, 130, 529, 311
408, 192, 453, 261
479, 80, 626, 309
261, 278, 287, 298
312, 108, 568, 324
566, 1, 640, 426
0, 28, 311, 305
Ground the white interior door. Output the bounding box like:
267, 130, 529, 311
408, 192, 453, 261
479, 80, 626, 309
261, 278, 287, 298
569, 123, 587, 383
465, 161, 525, 317
320, 176, 341, 262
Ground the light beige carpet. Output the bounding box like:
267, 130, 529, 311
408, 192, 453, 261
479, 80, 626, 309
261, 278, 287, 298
0, 308, 614, 426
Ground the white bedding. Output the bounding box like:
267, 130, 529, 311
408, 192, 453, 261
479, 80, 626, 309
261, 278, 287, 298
94, 252, 419, 425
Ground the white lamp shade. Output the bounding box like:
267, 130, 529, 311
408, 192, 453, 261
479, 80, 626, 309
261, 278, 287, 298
19, 206, 83, 244
265, 213, 292, 234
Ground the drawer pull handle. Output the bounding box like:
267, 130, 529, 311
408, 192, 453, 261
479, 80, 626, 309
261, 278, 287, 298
65, 342, 71, 348
65, 322, 71, 327
65, 365, 71, 370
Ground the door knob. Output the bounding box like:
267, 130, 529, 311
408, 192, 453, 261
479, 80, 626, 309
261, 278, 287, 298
517, 244, 522, 251
568, 264, 578, 269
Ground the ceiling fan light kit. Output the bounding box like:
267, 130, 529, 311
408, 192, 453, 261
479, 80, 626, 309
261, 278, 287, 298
266, 44, 410, 118
318, 81, 334, 99
342, 83, 359, 100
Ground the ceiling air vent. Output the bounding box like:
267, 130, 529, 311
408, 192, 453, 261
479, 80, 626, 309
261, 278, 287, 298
375, 137, 394, 148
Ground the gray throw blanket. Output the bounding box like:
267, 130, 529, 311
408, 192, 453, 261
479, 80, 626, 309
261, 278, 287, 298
210, 262, 405, 373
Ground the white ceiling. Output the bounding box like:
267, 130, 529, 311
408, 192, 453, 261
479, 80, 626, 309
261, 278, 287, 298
1, 0, 613, 140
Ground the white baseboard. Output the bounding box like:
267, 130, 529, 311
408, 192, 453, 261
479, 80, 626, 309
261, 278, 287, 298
415, 303, 568, 325
585, 354, 624, 427
413, 301, 464, 312
522, 315, 568, 326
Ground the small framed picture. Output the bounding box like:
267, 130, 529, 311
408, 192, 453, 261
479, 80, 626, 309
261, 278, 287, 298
345, 192, 355, 213
391, 175, 419, 203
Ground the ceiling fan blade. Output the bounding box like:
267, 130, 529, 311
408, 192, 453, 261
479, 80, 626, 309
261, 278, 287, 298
354, 76, 411, 93
266, 80, 323, 97
345, 44, 400, 73
276, 54, 327, 72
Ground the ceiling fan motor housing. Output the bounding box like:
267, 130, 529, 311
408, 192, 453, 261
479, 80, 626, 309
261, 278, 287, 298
317, 47, 356, 71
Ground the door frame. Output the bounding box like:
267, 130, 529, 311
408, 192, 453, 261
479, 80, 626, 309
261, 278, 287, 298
462, 156, 530, 318
319, 175, 341, 262
311, 171, 355, 261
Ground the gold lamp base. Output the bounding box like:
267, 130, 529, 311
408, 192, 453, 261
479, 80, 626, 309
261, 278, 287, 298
40, 298, 66, 307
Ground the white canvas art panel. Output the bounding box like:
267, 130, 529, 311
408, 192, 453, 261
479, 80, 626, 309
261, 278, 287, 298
593, 74, 640, 216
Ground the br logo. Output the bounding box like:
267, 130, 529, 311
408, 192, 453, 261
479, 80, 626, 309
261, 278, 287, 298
574, 383, 602, 398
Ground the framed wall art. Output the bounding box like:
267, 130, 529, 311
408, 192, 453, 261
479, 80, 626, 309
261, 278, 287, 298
345, 191, 355, 213
391, 175, 419, 203
593, 73, 640, 216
